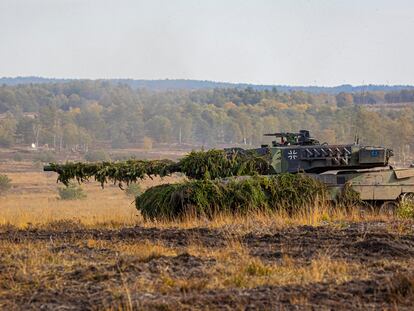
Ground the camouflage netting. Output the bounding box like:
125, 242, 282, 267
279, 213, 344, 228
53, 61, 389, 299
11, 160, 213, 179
136, 174, 326, 220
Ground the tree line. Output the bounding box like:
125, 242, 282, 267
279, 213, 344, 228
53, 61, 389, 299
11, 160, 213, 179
0, 81, 413, 158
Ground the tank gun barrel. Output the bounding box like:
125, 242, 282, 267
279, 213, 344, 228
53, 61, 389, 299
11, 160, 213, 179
263, 132, 300, 137
43, 165, 55, 172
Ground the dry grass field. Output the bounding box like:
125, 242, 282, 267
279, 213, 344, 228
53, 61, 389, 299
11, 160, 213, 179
0, 162, 183, 227
1, 161, 414, 310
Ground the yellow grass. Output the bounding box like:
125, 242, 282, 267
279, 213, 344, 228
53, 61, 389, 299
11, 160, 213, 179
0, 194, 137, 227
1, 162, 412, 310
0, 162, 181, 228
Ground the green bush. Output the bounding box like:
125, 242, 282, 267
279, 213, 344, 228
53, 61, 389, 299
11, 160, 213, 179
0, 174, 12, 195
397, 201, 414, 219
85, 150, 111, 162
58, 182, 87, 200
136, 174, 326, 220
48, 149, 274, 186
125, 183, 143, 198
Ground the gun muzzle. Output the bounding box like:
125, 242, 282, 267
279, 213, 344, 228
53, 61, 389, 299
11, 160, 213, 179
43, 165, 55, 172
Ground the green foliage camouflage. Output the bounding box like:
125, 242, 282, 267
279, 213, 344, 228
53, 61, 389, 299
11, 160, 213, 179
47, 150, 329, 220
48, 149, 273, 186
178, 149, 273, 180
136, 174, 326, 220
49, 159, 176, 187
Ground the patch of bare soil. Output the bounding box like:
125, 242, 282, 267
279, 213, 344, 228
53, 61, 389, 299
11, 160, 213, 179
244, 222, 414, 263
135, 275, 414, 311
0, 221, 414, 310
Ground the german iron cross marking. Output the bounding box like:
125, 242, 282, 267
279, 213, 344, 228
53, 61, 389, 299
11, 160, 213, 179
288, 150, 298, 160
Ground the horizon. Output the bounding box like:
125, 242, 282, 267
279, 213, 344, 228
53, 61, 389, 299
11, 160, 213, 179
2, 76, 414, 89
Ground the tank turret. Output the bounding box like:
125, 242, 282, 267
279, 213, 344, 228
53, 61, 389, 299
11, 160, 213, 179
262, 130, 393, 174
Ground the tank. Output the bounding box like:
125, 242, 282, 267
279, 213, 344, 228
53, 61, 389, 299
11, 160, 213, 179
44, 129, 414, 214
256, 130, 414, 212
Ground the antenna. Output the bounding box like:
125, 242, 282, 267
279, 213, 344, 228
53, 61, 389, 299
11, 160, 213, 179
354, 132, 359, 145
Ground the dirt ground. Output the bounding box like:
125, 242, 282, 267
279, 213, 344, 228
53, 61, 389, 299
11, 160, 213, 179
1, 162, 414, 310
1, 220, 414, 310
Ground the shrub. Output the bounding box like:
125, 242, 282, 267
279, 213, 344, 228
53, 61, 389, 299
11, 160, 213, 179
0, 174, 12, 195
397, 201, 414, 219
85, 150, 111, 162
125, 183, 143, 198
58, 182, 87, 200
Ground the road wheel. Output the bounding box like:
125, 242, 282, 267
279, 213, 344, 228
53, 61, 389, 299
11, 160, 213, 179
360, 201, 376, 214
379, 201, 399, 216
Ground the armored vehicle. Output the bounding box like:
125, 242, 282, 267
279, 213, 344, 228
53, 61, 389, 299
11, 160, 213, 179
44, 129, 414, 214
257, 130, 414, 212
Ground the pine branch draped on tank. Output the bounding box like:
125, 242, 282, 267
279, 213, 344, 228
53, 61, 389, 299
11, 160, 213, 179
49, 159, 176, 187
178, 149, 273, 179
47, 149, 274, 186
136, 174, 326, 220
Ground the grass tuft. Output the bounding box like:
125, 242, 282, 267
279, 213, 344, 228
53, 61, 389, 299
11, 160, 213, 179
397, 201, 414, 219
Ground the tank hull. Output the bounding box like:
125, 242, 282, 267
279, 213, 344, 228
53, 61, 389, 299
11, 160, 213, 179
307, 167, 414, 201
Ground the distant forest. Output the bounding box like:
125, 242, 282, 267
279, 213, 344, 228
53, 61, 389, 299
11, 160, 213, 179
0, 79, 413, 160
2, 77, 414, 94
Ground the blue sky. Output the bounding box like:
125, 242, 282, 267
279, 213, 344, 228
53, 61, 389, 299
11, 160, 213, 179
1, 0, 413, 86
